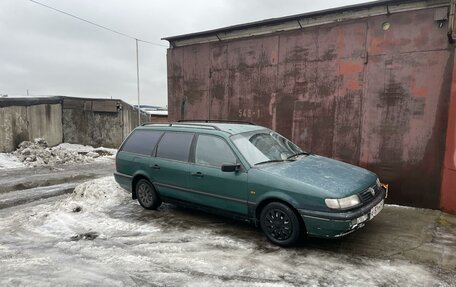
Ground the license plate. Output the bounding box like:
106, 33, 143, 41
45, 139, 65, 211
370, 200, 384, 219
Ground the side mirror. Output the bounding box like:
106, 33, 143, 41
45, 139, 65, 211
221, 163, 240, 172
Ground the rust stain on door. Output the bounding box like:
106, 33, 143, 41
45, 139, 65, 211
166, 7, 453, 209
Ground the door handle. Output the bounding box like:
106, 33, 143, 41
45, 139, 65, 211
191, 172, 204, 178
150, 164, 160, 170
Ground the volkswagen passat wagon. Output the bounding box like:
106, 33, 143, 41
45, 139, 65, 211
114, 121, 388, 246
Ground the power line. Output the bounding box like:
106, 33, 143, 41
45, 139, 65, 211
28, 0, 168, 47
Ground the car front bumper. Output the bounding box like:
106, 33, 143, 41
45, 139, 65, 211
298, 186, 387, 238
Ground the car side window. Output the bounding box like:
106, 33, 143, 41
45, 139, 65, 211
195, 135, 237, 168
120, 130, 163, 155
156, 132, 194, 162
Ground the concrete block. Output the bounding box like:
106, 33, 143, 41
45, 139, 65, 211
27, 104, 63, 147
63, 108, 123, 148
0, 106, 28, 152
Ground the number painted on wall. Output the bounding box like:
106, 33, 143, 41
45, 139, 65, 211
238, 109, 261, 119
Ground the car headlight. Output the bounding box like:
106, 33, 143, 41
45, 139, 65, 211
325, 194, 360, 209
376, 178, 381, 188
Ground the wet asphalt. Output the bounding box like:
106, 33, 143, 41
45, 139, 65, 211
0, 159, 115, 194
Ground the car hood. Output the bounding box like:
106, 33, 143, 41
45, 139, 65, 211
255, 155, 377, 198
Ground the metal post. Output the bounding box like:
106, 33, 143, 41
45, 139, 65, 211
136, 39, 141, 125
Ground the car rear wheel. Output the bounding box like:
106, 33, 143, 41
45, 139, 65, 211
136, 179, 161, 210
260, 202, 301, 246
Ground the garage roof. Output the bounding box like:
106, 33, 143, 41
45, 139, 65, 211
162, 0, 449, 47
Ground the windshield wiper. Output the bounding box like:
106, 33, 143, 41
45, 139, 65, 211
286, 152, 310, 159
255, 153, 310, 165
255, 159, 286, 166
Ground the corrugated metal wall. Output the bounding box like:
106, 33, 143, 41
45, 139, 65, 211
167, 7, 453, 209
441, 51, 456, 214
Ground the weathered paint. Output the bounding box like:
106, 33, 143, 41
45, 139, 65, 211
166, 6, 454, 210
441, 52, 456, 214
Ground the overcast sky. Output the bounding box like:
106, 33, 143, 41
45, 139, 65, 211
0, 0, 373, 107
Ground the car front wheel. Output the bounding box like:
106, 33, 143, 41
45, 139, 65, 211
136, 179, 161, 210
260, 202, 301, 246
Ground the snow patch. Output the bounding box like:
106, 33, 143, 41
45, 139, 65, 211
0, 177, 453, 286
55, 143, 117, 158
3, 177, 157, 244
0, 138, 117, 169
385, 204, 415, 209
0, 153, 25, 169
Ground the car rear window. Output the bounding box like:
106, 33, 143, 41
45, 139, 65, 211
121, 130, 163, 155
156, 132, 194, 162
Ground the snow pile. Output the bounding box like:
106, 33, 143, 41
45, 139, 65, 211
11, 138, 116, 168
38, 176, 157, 242
62, 176, 130, 212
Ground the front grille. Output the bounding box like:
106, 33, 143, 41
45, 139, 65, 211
359, 185, 380, 203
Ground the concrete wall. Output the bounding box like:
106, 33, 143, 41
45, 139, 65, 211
0, 97, 144, 152
0, 98, 63, 152
62, 98, 148, 148
27, 104, 62, 147
62, 98, 123, 148
0, 106, 29, 152
122, 104, 135, 140
121, 101, 149, 141
62, 109, 122, 148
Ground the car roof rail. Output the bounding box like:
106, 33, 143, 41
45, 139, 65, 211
177, 119, 257, 125
140, 122, 221, 131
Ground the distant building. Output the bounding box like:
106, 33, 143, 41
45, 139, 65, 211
134, 105, 168, 123
0, 96, 148, 152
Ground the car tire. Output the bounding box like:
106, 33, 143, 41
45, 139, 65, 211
136, 179, 161, 210
260, 202, 301, 247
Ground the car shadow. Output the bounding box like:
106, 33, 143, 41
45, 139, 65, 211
118, 201, 369, 256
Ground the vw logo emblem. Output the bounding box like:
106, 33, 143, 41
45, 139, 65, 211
368, 187, 375, 196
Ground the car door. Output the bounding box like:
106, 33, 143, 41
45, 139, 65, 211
152, 132, 194, 200
189, 134, 248, 215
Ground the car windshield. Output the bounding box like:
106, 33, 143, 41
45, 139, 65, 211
231, 130, 304, 165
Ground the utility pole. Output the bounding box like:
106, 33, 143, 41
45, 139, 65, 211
136, 39, 141, 126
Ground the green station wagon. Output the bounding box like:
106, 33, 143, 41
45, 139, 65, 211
114, 121, 388, 246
